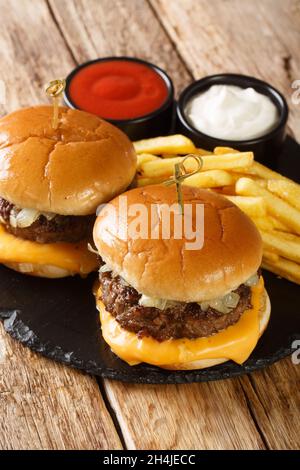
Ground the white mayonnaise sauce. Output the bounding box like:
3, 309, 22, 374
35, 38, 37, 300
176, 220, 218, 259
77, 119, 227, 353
185, 84, 279, 141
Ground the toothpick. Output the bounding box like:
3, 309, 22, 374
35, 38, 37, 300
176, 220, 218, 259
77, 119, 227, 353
164, 154, 203, 215
45, 79, 66, 129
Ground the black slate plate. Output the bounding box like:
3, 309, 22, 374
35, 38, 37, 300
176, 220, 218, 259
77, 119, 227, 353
0, 136, 299, 384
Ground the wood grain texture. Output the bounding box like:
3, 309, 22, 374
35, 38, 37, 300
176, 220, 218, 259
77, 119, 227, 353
104, 357, 300, 450
104, 375, 266, 450
48, 0, 191, 94
0, 323, 122, 449
239, 359, 300, 450
0, 0, 75, 114
0, 0, 122, 450
151, 0, 300, 139
0, 0, 299, 451
101, 0, 300, 450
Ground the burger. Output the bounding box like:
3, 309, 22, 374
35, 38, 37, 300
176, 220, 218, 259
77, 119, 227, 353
93, 184, 270, 370
0, 106, 136, 278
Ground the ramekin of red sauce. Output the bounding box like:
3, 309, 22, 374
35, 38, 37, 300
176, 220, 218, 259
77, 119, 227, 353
64, 57, 174, 140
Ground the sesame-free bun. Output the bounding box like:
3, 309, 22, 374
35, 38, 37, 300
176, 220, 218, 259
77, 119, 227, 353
0, 106, 136, 215
94, 185, 263, 302
4, 262, 74, 278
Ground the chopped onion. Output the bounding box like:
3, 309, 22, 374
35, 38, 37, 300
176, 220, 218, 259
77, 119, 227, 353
43, 212, 56, 221
9, 209, 18, 228
88, 243, 99, 255
139, 295, 167, 310
223, 291, 240, 309
139, 289, 241, 313
199, 291, 240, 314
139, 295, 178, 310
8, 207, 56, 229
15, 208, 40, 228
99, 263, 130, 286
199, 301, 210, 312
205, 298, 228, 313
99, 263, 112, 273
119, 277, 130, 287
245, 273, 259, 287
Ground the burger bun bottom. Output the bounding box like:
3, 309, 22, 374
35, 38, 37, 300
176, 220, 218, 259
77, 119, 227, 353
4, 262, 75, 278
98, 287, 271, 371
163, 290, 271, 370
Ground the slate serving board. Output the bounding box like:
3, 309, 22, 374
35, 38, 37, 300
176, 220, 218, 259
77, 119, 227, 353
0, 136, 299, 384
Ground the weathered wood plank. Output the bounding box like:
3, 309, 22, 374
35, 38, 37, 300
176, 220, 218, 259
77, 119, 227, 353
104, 375, 265, 450
0, 0, 299, 451
0, 323, 122, 449
239, 359, 300, 450
104, 357, 300, 450
50, 0, 300, 450
151, 0, 300, 139
0, 0, 75, 114
100, 0, 299, 449
0, 0, 122, 450
48, 0, 191, 93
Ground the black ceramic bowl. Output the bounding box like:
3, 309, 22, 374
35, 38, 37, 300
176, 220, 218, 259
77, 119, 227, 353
64, 57, 174, 141
176, 74, 289, 167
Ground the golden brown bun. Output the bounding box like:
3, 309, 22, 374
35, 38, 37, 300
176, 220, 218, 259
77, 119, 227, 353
0, 106, 136, 215
94, 185, 263, 302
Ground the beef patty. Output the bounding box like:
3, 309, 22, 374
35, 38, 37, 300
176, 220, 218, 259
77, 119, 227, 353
99, 271, 252, 341
0, 197, 94, 244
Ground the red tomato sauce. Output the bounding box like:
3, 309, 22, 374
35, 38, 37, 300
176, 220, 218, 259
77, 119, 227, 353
68, 60, 169, 120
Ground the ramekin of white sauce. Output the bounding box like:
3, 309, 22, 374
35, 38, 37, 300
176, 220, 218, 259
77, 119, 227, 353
176, 75, 288, 165
185, 84, 279, 141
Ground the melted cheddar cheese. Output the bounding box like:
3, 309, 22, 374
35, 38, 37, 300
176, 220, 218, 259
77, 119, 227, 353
0, 224, 98, 275
98, 278, 264, 367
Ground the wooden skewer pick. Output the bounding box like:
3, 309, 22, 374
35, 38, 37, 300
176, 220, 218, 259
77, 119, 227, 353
164, 154, 203, 215
45, 79, 66, 129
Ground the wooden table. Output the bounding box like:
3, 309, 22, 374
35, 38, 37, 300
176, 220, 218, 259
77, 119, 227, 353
0, 0, 299, 450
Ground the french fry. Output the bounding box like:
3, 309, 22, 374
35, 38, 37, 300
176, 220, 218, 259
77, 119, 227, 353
230, 172, 264, 184
140, 152, 254, 179
134, 135, 196, 155
137, 153, 160, 170
262, 257, 300, 285
196, 148, 213, 156
136, 177, 165, 187
235, 177, 300, 234
139, 170, 235, 189
133, 139, 300, 285
182, 170, 234, 188
267, 179, 300, 211
214, 147, 239, 155
252, 217, 275, 231
224, 196, 266, 218
254, 178, 268, 188
159, 154, 181, 159
239, 161, 294, 183
268, 216, 291, 232
242, 215, 289, 233
261, 230, 300, 264
272, 231, 300, 243
263, 250, 280, 263
161, 149, 212, 159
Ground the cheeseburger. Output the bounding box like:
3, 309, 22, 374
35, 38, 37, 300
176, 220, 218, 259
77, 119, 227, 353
0, 106, 136, 278
94, 185, 270, 370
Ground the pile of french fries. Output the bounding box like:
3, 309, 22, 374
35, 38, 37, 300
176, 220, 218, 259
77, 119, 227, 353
133, 134, 300, 285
